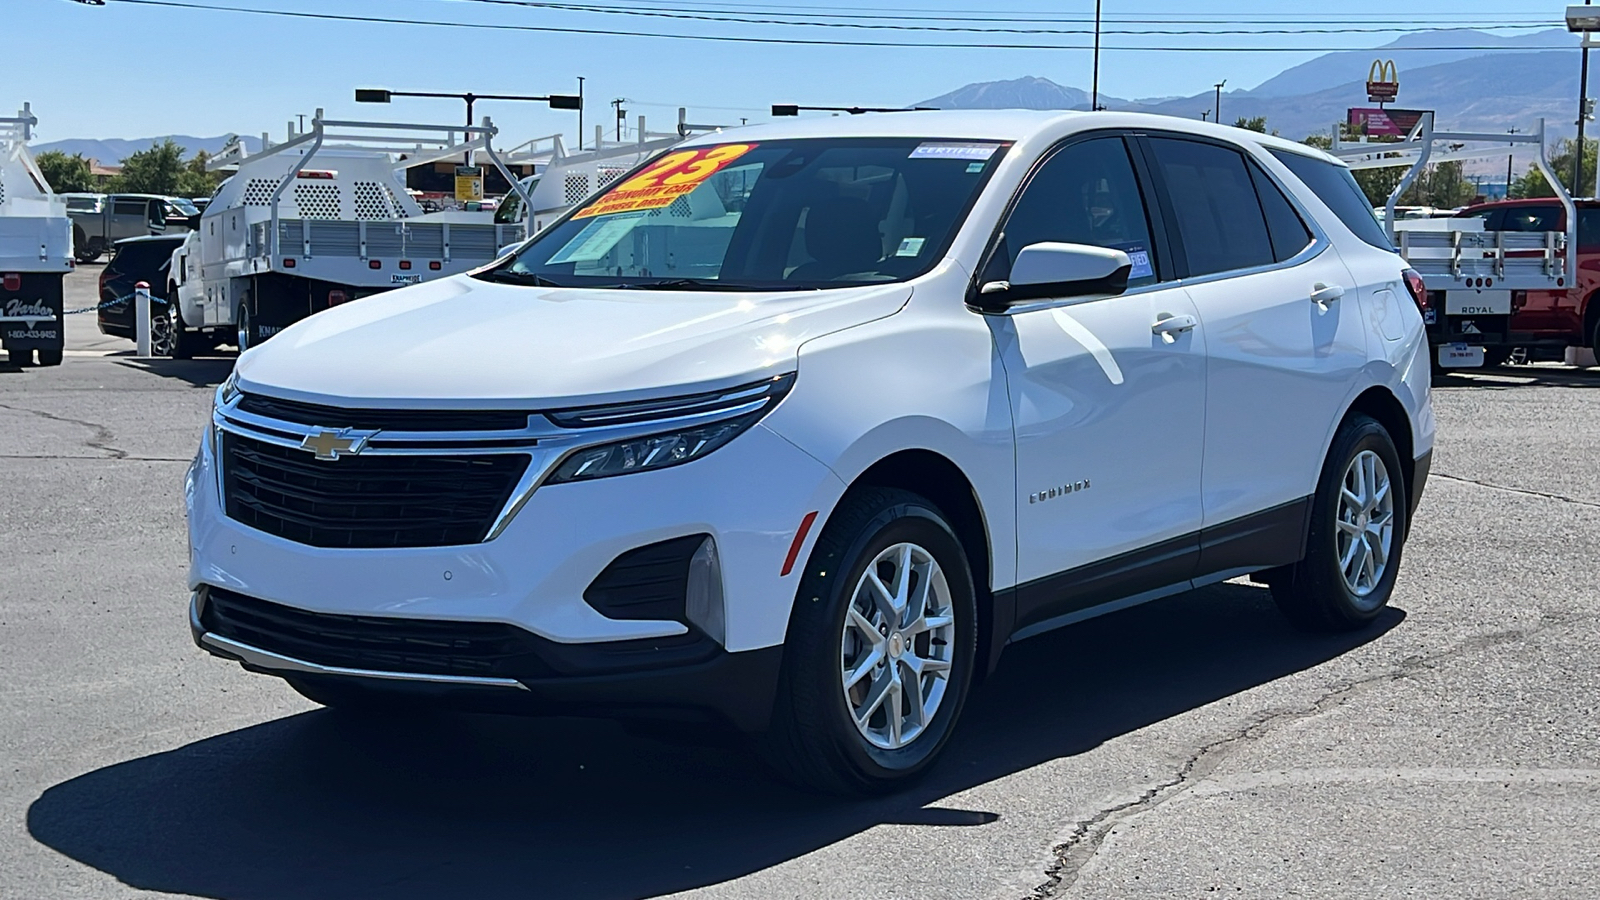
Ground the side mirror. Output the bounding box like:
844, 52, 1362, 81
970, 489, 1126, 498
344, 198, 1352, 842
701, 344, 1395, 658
974, 242, 1132, 311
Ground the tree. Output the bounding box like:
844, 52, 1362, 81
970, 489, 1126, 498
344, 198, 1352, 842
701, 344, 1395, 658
109, 138, 186, 195
34, 150, 96, 193
1233, 115, 1276, 136
1399, 160, 1477, 208
176, 150, 218, 198
1509, 137, 1596, 198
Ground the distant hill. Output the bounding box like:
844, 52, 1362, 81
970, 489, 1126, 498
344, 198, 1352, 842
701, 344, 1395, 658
913, 28, 1587, 145
918, 76, 1127, 112
31, 134, 262, 164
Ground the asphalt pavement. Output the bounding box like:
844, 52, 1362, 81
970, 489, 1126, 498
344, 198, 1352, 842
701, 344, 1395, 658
2, 266, 1597, 899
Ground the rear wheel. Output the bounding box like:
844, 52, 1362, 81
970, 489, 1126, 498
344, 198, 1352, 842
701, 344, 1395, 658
36, 347, 63, 367
7, 348, 32, 366
760, 488, 977, 795
1271, 414, 1406, 632
73, 228, 101, 264
1483, 347, 1513, 368
236, 302, 252, 353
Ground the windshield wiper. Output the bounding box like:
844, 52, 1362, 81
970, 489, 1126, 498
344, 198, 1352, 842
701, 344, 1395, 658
615, 278, 767, 292
475, 270, 567, 287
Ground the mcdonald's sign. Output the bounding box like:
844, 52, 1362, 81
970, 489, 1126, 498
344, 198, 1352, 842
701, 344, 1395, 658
1367, 59, 1399, 103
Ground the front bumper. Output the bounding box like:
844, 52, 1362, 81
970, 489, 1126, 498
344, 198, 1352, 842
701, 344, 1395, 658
189, 587, 784, 730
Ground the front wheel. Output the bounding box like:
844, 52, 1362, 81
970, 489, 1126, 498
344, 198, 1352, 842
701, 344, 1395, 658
760, 488, 977, 795
1271, 414, 1407, 632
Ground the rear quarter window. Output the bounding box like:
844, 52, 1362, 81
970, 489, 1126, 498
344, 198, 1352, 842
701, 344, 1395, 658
1270, 150, 1394, 252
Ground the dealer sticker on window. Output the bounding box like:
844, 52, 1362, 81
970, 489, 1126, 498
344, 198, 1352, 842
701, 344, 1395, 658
908, 142, 1002, 161
574, 144, 758, 219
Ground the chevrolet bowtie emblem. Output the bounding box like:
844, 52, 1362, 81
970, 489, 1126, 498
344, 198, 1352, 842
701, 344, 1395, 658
300, 428, 372, 461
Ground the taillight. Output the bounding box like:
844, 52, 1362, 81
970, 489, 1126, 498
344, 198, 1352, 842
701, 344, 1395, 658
2, 273, 19, 291
328, 290, 347, 305
1401, 268, 1428, 310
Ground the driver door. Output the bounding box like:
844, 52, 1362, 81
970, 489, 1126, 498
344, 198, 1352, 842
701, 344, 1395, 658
987, 135, 1207, 633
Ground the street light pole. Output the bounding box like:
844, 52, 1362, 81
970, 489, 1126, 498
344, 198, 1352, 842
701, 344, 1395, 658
1091, 0, 1102, 111
577, 77, 586, 150
1579, 0, 1594, 196
354, 88, 584, 165
1214, 80, 1227, 124
1507, 127, 1519, 198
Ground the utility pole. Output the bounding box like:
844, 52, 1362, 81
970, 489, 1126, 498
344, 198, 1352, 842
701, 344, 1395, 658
577, 76, 586, 150
1091, 0, 1103, 111
1507, 127, 1519, 198
611, 98, 628, 142
1579, 0, 1594, 197
1214, 80, 1226, 124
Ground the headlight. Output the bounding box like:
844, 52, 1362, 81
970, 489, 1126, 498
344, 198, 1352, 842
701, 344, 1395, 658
545, 374, 793, 484
217, 370, 240, 408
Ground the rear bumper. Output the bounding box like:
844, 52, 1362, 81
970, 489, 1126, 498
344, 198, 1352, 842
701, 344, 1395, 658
189, 587, 784, 731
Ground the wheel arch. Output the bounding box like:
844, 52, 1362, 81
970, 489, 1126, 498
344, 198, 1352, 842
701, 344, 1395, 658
1340, 385, 1417, 514
843, 448, 1003, 680
1584, 288, 1600, 349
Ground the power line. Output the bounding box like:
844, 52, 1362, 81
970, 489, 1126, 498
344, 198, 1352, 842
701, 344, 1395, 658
571, 0, 1559, 22
98, 1, 1579, 53
445, 1, 1560, 36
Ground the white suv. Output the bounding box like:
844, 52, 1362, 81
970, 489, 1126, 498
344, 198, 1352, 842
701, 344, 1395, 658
186, 111, 1434, 794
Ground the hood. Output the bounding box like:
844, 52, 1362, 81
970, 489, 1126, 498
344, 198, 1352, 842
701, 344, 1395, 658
234, 275, 912, 407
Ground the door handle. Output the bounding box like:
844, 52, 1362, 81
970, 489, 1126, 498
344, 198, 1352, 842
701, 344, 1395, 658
1311, 283, 1346, 305
1151, 313, 1198, 340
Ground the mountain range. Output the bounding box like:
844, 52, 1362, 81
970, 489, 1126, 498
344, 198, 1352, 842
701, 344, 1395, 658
916, 28, 1588, 145
31, 134, 262, 164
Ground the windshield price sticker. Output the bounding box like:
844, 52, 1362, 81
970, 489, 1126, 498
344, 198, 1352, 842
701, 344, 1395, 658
909, 142, 1002, 161
574, 143, 758, 219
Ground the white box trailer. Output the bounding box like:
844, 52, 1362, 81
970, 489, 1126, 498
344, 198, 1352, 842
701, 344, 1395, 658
1333, 116, 1573, 369
0, 104, 71, 367
167, 110, 532, 354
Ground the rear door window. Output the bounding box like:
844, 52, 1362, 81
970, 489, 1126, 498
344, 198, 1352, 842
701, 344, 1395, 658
112, 198, 146, 217
1270, 149, 1394, 251
1147, 137, 1275, 277
1499, 206, 1562, 232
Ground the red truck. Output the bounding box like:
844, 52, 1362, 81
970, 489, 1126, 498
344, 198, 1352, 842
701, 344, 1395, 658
1452, 198, 1600, 364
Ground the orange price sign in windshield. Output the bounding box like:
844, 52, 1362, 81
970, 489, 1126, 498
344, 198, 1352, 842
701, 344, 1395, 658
573, 143, 758, 219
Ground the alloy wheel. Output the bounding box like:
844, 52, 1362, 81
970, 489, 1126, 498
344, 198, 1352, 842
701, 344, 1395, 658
840, 542, 956, 750
1335, 449, 1395, 602
150, 311, 175, 357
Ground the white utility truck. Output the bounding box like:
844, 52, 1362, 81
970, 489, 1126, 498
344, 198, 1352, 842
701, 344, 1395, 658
493, 110, 728, 236
166, 110, 531, 354
1332, 115, 1573, 370
0, 104, 71, 367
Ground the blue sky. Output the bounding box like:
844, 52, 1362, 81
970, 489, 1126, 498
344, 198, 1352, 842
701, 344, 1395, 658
9, 0, 1567, 144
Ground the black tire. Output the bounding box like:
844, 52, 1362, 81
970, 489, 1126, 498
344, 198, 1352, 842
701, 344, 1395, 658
1271, 414, 1407, 632
236, 301, 252, 353
7, 347, 32, 366
760, 488, 978, 795
73, 228, 101, 264
163, 286, 200, 359
1483, 347, 1513, 368
36, 347, 63, 367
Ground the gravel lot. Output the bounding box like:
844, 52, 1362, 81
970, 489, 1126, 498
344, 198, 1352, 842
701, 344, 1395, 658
3, 267, 1597, 899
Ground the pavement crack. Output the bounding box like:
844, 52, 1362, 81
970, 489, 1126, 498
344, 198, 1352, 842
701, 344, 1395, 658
1433, 471, 1600, 510
0, 402, 128, 459
1024, 628, 1543, 898
0, 453, 188, 463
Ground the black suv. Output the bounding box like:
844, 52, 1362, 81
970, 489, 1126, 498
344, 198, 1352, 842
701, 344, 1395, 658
96, 235, 186, 341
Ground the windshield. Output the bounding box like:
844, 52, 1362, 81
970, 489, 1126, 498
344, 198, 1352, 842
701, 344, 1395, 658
167, 197, 200, 216
495, 177, 537, 225
489, 137, 1008, 290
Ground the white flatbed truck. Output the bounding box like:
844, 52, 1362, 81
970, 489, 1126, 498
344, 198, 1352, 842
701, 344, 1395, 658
0, 104, 71, 367
166, 110, 532, 354
1333, 116, 1574, 369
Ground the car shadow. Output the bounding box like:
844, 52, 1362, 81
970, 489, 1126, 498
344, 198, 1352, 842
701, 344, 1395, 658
27, 582, 1402, 900
114, 356, 236, 388
1433, 364, 1600, 389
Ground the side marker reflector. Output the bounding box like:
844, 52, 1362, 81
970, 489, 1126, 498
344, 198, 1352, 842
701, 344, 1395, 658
781, 511, 819, 576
